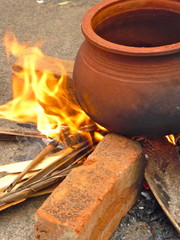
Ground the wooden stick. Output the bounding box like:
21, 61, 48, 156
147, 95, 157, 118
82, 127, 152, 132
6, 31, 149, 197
0, 177, 64, 206
0, 199, 26, 211
4, 139, 59, 192
0, 154, 84, 205
0, 144, 82, 190
18, 143, 91, 189
0, 144, 81, 174
0, 172, 36, 191
0, 128, 45, 140
0, 183, 60, 211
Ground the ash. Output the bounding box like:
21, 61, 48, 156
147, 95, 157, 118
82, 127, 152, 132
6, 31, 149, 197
110, 188, 180, 240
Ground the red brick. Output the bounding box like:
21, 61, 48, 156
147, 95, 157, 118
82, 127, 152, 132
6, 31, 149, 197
35, 133, 145, 240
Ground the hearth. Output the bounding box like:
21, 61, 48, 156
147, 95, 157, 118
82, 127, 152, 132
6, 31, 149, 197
0, 0, 180, 239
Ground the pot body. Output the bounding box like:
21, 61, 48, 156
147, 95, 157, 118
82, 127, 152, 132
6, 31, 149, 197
73, 0, 180, 136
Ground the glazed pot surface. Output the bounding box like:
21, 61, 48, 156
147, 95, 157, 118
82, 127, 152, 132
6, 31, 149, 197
73, 0, 180, 136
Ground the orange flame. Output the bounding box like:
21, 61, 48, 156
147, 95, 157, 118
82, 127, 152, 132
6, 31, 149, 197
0, 31, 93, 140
94, 132, 104, 142
166, 134, 176, 145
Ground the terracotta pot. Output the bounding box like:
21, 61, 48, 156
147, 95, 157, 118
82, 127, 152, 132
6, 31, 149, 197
73, 0, 180, 136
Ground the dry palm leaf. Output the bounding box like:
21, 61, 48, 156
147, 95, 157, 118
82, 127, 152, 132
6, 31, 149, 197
144, 137, 180, 233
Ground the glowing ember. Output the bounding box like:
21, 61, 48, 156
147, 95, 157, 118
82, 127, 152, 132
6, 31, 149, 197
0, 31, 95, 140
166, 134, 176, 145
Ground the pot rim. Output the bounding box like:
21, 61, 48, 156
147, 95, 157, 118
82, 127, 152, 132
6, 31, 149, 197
82, 0, 180, 56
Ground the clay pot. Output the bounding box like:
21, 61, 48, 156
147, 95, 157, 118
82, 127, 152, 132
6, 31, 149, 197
73, 0, 180, 136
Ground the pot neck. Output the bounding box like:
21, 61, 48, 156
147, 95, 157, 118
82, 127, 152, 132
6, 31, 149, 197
82, 0, 180, 56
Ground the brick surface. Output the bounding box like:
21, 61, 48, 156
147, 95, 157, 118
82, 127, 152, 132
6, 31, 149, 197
35, 133, 145, 240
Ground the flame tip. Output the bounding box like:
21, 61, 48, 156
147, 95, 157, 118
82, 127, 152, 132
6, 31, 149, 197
166, 134, 176, 145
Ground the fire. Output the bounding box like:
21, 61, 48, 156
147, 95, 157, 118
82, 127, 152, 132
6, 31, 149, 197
0, 31, 93, 140
166, 134, 176, 145
94, 132, 104, 142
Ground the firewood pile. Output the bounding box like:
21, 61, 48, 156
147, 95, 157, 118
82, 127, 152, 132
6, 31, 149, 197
0, 125, 106, 210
